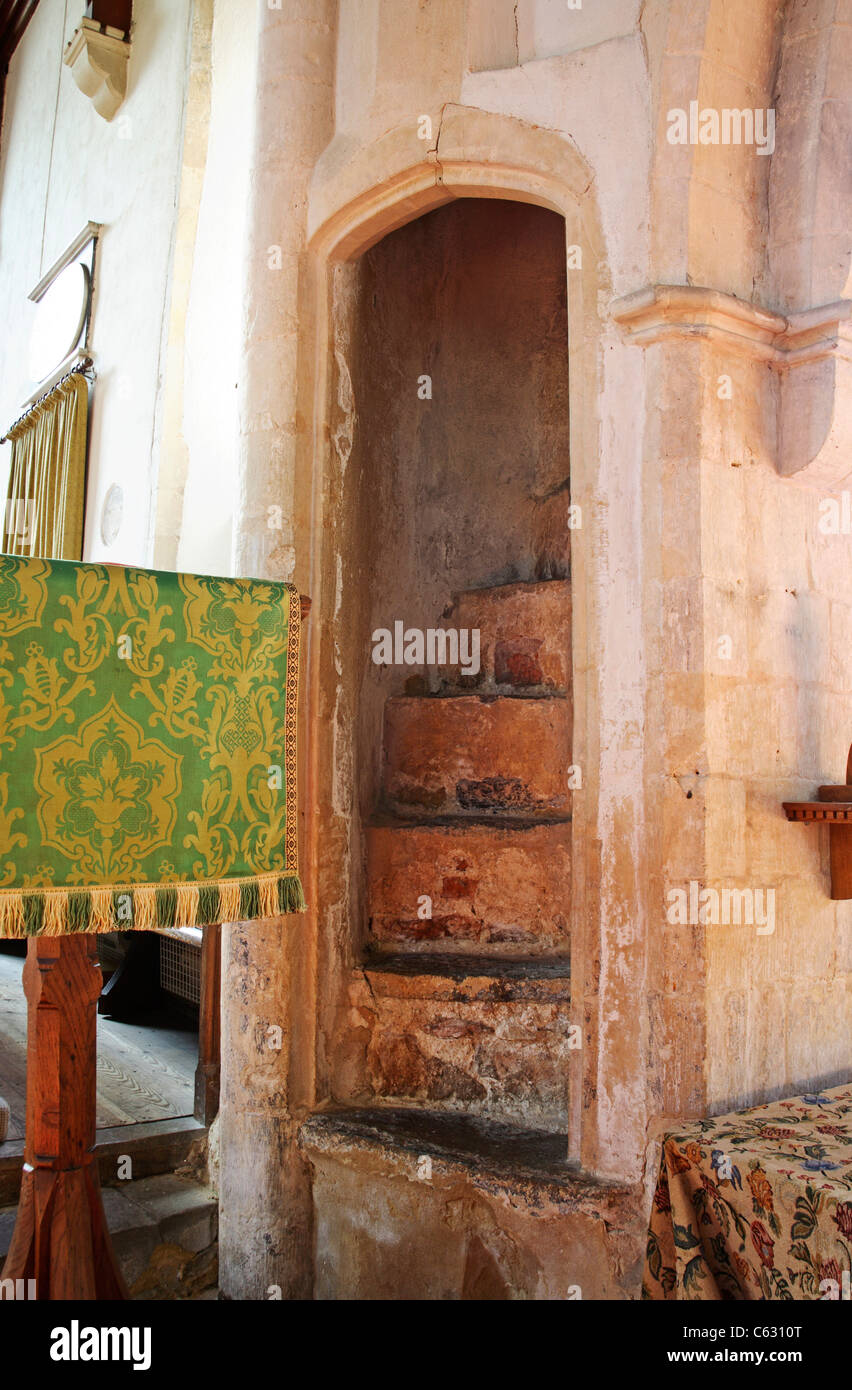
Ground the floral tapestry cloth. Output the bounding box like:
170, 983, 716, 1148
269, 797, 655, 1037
0, 554, 305, 934
643, 1084, 852, 1300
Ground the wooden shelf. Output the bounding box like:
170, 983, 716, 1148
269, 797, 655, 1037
783, 744, 852, 897
783, 801, 852, 821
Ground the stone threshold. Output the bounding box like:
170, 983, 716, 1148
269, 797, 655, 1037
0, 1115, 206, 1206
0, 1171, 217, 1300
299, 1106, 637, 1214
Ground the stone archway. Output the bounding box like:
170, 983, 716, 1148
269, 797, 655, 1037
317, 193, 575, 1129
221, 74, 645, 1298
298, 106, 609, 1177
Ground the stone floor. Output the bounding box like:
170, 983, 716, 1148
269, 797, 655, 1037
0, 1172, 218, 1300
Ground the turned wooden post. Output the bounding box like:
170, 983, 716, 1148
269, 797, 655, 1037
1, 935, 127, 1299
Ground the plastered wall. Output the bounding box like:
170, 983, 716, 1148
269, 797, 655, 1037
700, 344, 852, 1109
0, 0, 193, 566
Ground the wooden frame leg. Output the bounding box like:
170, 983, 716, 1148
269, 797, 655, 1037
194, 925, 221, 1124
1, 935, 128, 1299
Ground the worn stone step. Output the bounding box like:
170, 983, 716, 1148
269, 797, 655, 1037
444, 578, 571, 693
381, 695, 573, 819
0, 1172, 217, 1301
350, 957, 572, 1131
365, 953, 571, 995
0, 1116, 206, 1207
302, 1105, 604, 1192
367, 818, 571, 951
298, 1106, 640, 1300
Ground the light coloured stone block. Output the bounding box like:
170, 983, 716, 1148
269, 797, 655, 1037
705, 776, 747, 878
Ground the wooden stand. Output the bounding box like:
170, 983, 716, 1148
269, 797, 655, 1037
783, 741, 852, 900
1, 936, 128, 1299
1, 593, 308, 1299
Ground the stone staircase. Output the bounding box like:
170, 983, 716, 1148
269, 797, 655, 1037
355, 955, 572, 1130
297, 581, 646, 1300
354, 579, 573, 1131
366, 819, 571, 951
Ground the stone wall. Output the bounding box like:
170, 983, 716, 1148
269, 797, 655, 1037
281, 0, 850, 1296
1, 0, 849, 1300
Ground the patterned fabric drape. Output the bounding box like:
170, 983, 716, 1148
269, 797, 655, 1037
0, 554, 305, 935
643, 1084, 852, 1300
2, 373, 88, 562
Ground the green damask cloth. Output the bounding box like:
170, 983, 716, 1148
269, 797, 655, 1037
0, 554, 305, 934
643, 1083, 852, 1300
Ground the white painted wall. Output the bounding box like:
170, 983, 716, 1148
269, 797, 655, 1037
520, 0, 641, 62
0, 0, 193, 565
176, 0, 257, 579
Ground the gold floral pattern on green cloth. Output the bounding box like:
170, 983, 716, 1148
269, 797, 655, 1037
34, 696, 181, 882
0, 554, 304, 934
643, 1084, 852, 1300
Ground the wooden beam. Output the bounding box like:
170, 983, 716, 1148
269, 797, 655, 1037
84, 1, 131, 37
0, 1, 40, 71
0, 0, 39, 134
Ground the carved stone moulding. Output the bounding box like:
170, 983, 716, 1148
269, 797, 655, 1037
613, 284, 852, 490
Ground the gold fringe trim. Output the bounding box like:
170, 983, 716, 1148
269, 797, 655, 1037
176, 883, 198, 928
42, 891, 68, 936
133, 885, 156, 930
259, 874, 279, 919
0, 871, 305, 936
0, 892, 25, 938
218, 881, 241, 922
90, 888, 113, 932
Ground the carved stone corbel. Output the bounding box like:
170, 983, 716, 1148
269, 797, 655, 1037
63, 16, 130, 123
613, 285, 852, 491
775, 309, 852, 488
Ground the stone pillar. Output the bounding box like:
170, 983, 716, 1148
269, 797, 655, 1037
219, 0, 337, 1301
219, 921, 313, 1300
232, 0, 337, 584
